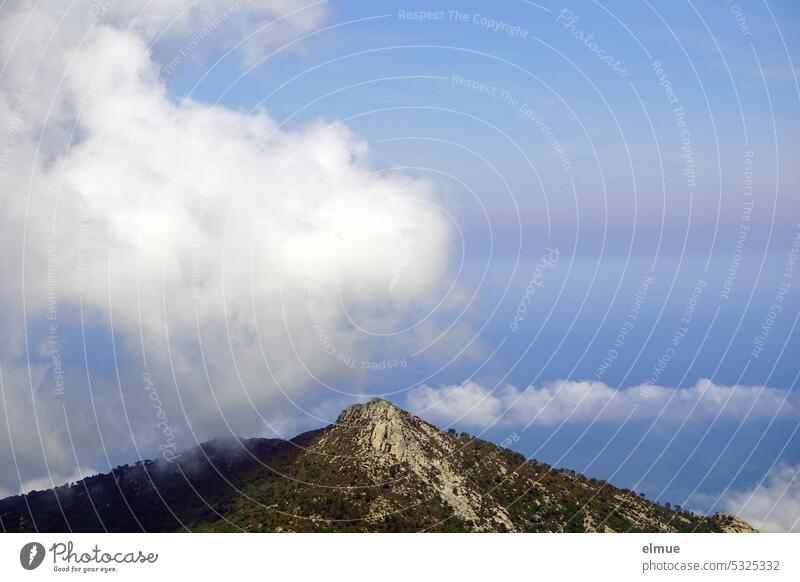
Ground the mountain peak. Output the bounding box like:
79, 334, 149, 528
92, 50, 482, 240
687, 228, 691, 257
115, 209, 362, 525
336, 397, 401, 420
333, 397, 415, 460
335, 398, 416, 435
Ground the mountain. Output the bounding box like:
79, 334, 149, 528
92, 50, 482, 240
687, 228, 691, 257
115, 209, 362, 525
0, 399, 755, 532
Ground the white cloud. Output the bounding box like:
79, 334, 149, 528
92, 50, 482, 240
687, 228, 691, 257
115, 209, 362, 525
720, 464, 800, 532
0, 2, 459, 493
406, 379, 798, 429
84, 0, 331, 62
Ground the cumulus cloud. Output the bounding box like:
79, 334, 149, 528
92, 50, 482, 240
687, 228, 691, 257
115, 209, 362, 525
719, 464, 800, 532
0, 1, 458, 493
406, 379, 798, 429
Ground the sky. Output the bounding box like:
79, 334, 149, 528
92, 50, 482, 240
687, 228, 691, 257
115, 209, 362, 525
0, 0, 798, 532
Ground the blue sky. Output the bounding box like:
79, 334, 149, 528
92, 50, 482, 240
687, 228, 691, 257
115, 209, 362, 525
1, 0, 799, 529
171, 0, 799, 241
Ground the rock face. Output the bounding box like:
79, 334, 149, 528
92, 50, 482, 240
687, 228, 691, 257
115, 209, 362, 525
323, 399, 513, 530
713, 514, 760, 533
0, 398, 757, 533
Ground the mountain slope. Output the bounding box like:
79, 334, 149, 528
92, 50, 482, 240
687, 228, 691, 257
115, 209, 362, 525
0, 399, 755, 532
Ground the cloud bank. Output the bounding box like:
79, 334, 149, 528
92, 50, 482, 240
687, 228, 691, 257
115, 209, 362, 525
720, 464, 800, 532
406, 379, 798, 429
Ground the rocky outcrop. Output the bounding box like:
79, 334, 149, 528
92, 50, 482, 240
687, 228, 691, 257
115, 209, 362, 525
711, 514, 758, 533
326, 398, 513, 530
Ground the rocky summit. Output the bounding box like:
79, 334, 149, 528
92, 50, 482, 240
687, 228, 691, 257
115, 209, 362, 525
0, 399, 755, 532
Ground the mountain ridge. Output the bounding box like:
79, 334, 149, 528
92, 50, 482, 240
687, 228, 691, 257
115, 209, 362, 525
0, 398, 755, 533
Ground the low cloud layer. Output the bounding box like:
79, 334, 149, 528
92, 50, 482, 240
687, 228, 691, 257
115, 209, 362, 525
406, 379, 798, 429
720, 464, 800, 532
